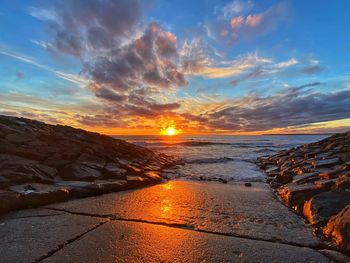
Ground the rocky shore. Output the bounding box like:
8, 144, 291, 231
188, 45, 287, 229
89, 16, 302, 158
258, 131, 350, 255
0, 115, 177, 214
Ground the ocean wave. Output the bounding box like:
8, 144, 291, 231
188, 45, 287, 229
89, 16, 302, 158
186, 157, 234, 164
186, 157, 257, 164
252, 148, 277, 153
137, 140, 284, 148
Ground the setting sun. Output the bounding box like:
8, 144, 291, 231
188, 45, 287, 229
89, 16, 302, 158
161, 126, 179, 136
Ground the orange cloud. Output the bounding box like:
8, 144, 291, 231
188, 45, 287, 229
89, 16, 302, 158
245, 14, 263, 27
230, 16, 244, 29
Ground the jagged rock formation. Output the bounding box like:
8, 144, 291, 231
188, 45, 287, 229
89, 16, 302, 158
258, 131, 350, 255
0, 115, 177, 213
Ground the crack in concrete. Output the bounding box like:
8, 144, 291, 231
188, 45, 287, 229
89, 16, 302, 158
32, 220, 109, 263
45, 207, 328, 251
46, 207, 115, 219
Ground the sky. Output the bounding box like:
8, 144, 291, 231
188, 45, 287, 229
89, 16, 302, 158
1, 0, 350, 135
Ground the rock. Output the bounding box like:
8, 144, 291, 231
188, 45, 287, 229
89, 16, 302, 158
55, 181, 101, 198
35, 164, 58, 178
0, 190, 21, 213
278, 183, 325, 212
95, 180, 128, 193
5, 133, 33, 144
293, 166, 309, 176
265, 166, 279, 173
292, 172, 319, 184
126, 176, 147, 187
104, 163, 127, 178
339, 151, 350, 162
275, 170, 294, 184
324, 205, 350, 253
319, 168, 343, 180
312, 158, 340, 168
0, 161, 54, 186
314, 179, 337, 190
61, 163, 103, 181
303, 191, 350, 226
318, 249, 350, 263
145, 171, 162, 181
336, 173, 350, 189
259, 131, 350, 254
244, 182, 252, 187
10, 183, 69, 207
0, 115, 176, 193
218, 178, 228, 184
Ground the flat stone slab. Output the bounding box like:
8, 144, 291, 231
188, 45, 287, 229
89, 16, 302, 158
43, 220, 329, 263
48, 181, 321, 247
0, 207, 64, 221
0, 209, 107, 263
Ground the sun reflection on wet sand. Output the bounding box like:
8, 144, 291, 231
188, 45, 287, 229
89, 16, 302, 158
160, 199, 172, 217
163, 182, 174, 190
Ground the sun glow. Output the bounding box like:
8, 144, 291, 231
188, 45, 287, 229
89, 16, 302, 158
161, 126, 179, 136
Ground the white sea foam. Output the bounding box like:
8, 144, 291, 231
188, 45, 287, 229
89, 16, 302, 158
116, 135, 328, 183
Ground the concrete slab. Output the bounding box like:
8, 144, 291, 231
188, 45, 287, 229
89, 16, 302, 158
43, 220, 329, 263
48, 181, 321, 247
0, 209, 107, 263
0, 208, 63, 220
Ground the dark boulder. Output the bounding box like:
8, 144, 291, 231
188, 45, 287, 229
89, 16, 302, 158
324, 205, 350, 253
61, 163, 103, 181
9, 183, 69, 208
278, 183, 326, 213
303, 191, 350, 226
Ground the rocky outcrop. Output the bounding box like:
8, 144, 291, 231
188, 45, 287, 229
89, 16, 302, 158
324, 205, 350, 253
258, 131, 350, 254
0, 115, 177, 213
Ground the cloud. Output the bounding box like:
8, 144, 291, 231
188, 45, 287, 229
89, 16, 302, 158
15, 71, 25, 80
23, 0, 343, 134
31, 40, 54, 50
230, 16, 244, 29
30, 0, 188, 119
274, 58, 298, 69
245, 14, 263, 27
219, 0, 254, 19
42, 0, 142, 56
230, 57, 299, 86
0, 49, 88, 87
207, 1, 292, 45
301, 65, 323, 74
204, 88, 350, 131
183, 50, 272, 79
27, 6, 57, 21
296, 82, 322, 89
84, 22, 187, 96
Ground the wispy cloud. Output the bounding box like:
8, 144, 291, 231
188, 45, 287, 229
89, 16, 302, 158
0, 49, 88, 87
27, 6, 56, 21
182, 46, 272, 78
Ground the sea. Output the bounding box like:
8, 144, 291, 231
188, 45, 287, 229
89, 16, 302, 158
115, 135, 328, 183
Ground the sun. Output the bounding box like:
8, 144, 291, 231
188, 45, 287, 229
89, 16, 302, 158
161, 126, 179, 136
166, 127, 176, 136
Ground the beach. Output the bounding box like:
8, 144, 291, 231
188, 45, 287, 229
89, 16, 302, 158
0, 116, 349, 262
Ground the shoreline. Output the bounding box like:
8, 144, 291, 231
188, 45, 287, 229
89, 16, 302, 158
258, 130, 350, 256
1, 115, 349, 261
